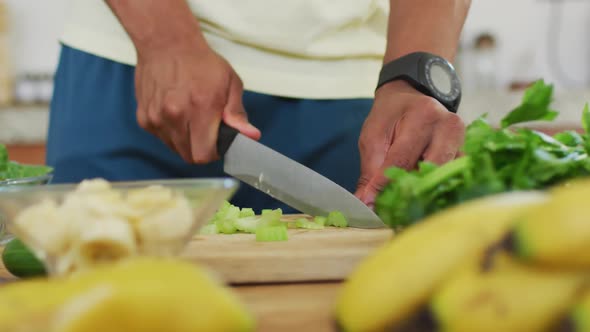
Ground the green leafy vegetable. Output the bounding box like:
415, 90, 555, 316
0, 144, 53, 181
375, 79, 590, 228
500, 80, 558, 128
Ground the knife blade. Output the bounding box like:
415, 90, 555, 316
216, 123, 386, 229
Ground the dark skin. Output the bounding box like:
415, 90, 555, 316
105, 0, 471, 208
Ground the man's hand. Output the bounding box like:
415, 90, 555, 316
355, 81, 465, 207
106, 0, 260, 164
135, 45, 260, 163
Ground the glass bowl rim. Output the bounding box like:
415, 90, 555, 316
0, 177, 239, 194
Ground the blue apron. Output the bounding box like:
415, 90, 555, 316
46, 45, 373, 213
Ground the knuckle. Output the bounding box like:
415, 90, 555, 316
444, 114, 466, 133
392, 156, 414, 170
147, 111, 163, 128
413, 97, 443, 121
162, 97, 184, 120
356, 176, 370, 188
191, 149, 216, 164
136, 110, 149, 129
191, 90, 225, 110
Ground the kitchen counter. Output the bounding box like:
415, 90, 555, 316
0, 260, 342, 332
0, 89, 589, 144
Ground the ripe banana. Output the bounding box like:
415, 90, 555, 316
427, 252, 589, 332
335, 191, 548, 332
559, 289, 590, 332
503, 179, 590, 269
0, 257, 255, 332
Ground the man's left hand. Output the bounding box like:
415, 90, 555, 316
355, 80, 465, 207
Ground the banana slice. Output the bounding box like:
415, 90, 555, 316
13, 198, 71, 256
70, 217, 137, 269
134, 195, 194, 255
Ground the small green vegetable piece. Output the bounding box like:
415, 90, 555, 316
258, 208, 283, 227
214, 204, 240, 234
255, 224, 288, 242
327, 211, 348, 228
199, 224, 219, 235
295, 218, 324, 230
314, 216, 327, 226
2, 238, 46, 278
234, 216, 260, 234
240, 208, 255, 218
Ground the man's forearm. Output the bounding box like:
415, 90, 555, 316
384, 0, 471, 63
105, 0, 208, 56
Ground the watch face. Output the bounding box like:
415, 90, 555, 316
424, 57, 461, 104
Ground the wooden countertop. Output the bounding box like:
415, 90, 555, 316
0, 261, 342, 332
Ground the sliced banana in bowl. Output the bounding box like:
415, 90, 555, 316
0, 177, 239, 276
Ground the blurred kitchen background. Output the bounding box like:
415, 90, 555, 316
1, 0, 590, 164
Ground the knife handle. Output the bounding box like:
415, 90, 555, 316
217, 122, 239, 157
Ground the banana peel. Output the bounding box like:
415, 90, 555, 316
335, 191, 549, 332
0, 257, 255, 332
505, 178, 590, 269
429, 252, 589, 332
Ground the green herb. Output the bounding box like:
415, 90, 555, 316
375, 79, 590, 228
0, 144, 53, 181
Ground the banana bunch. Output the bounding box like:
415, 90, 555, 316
0, 257, 255, 332
336, 178, 590, 332
11, 178, 195, 276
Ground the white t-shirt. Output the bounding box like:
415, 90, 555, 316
60, 0, 389, 99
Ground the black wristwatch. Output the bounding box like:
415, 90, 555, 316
376, 52, 462, 113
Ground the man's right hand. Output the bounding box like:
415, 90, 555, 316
135, 44, 261, 164
105, 0, 260, 164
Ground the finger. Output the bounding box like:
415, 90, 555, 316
222, 75, 261, 141
188, 92, 224, 164
357, 116, 435, 206
161, 89, 193, 162
355, 115, 394, 198
422, 115, 465, 165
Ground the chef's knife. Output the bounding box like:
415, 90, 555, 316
216, 123, 386, 229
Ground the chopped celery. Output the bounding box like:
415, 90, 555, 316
327, 211, 348, 228
234, 216, 260, 234
295, 218, 324, 230
215, 218, 238, 234
258, 208, 283, 227
314, 216, 327, 227
256, 224, 288, 242
240, 208, 255, 218
199, 224, 219, 235
214, 205, 241, 234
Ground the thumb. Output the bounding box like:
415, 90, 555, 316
223, 76, 261, 141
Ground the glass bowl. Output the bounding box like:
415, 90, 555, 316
0, 177, 239, 276
0, 172, 53, 244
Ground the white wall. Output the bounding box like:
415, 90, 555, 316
460, 0, 590, 91
4, 0, 590, 92
4, 0, 66, 74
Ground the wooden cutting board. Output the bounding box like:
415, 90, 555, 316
180, 215, 394, 284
